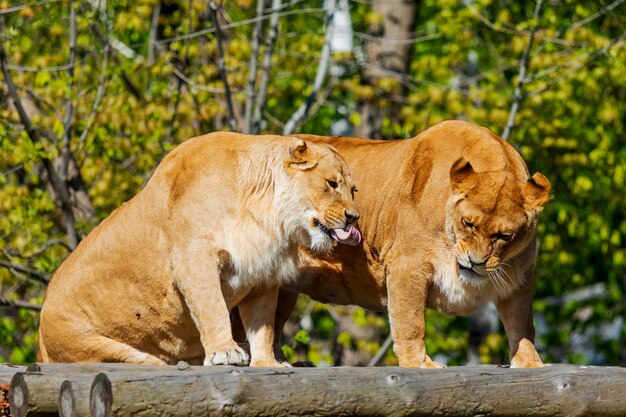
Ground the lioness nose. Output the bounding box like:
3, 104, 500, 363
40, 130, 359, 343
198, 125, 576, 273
344, 209, 359, 225
468, 255, 487, 267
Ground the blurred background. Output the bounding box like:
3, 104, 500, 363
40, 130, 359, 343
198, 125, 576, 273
0, 0, 624, 366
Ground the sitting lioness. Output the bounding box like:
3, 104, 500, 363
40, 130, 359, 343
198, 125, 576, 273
272, 120, 550, 368
38, 133, 360, 366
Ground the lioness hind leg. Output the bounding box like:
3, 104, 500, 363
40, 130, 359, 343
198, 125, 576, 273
272, 288, 300, 363
40, 331, 167, 365
85, 336, 167, 365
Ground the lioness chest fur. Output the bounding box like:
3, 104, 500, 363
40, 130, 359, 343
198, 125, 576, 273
38, 133, 359, 366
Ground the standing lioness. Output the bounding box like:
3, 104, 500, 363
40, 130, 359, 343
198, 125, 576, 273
39, 133, 360, 366
273, 120, 550, 368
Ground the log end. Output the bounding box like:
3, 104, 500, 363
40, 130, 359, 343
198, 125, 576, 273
9, 372, 28, 417
90, 373, 112, 417
58, 380, 76, 417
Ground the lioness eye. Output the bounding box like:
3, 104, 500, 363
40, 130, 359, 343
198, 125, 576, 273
327, 180, 338, 189
462, 219, 474, 229
496, 232, 512, 241
351, 187, 358, 197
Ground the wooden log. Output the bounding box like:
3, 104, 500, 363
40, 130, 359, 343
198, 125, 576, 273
88, 364, 626, 417
12, 362, 194, 417
26, 362, 192, 374
10, 372, 62, 417
59, 376, 96, 417
0, 363, 25, 384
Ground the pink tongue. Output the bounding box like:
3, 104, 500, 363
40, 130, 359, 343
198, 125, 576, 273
330, 225, 362, 246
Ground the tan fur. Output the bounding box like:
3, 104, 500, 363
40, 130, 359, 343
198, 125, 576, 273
280, 120, 550, 368
38, 133, 359, 367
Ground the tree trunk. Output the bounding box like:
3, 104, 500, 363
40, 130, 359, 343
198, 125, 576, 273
355, 0, 418, 139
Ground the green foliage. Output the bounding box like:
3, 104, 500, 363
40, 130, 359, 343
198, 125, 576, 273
0, 0, 625, 366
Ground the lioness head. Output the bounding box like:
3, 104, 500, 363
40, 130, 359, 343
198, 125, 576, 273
446, 158, 550, 289
285, 139, 361, 253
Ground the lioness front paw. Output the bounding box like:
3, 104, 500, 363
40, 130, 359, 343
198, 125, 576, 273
510, 339, 547, 368
418, 356, 446, 369
205, 345, 250, 366
510, 357, 548, 368
399, 355, 447, 368
250, 359, 293, 368
426, 360, 447, 369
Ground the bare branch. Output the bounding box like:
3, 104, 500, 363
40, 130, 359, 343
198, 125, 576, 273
501, 0, 543, 141
148, 3, 161, 66
569, 0, 625, 32
0, 0, 67, 16
208, 1, 238, 131
262, 110, 285, 129
461, 0, 574, 47
0, 165, 23, 178
0, 298, 42, 312
164, 0, 194, 146
164, 58, 245, 94
6, 62, 76, 72
78, 44, 110, 144
163, 75, 185, 146
85, 0, 142, 62
527, 34, 626, 98
531, 0, 626, 58
0, 260, 50, 284
353, 31, 440, 46
243, 0, 266, 134
367, 334, 393, 367
252, 0, 282, 134
61, 0, 77, 179
529, 32, 626, 83
282, 0, 336, 135
2, 239, 66, 260
0, 20, 79, 249
301, 74, 338, 125
89, 23, 142, 100
156, 3, 321, 46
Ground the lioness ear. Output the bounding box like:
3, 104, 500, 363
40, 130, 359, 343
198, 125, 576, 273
450, 158, 478, 193
287, 139, 318, 171
524, 172, 551, 211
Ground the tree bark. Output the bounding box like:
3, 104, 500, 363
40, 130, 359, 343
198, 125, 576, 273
252, 0, 281, 134
85, 364, 626, 417
25, 363, 189, 374
282, 0, 336, 135
355, 0, 417, 139
0, 364, 24, 385
58, 377, 97, 417
11, 364, 192, 417
10, 372, 67, 417
243, 0, 265, 134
